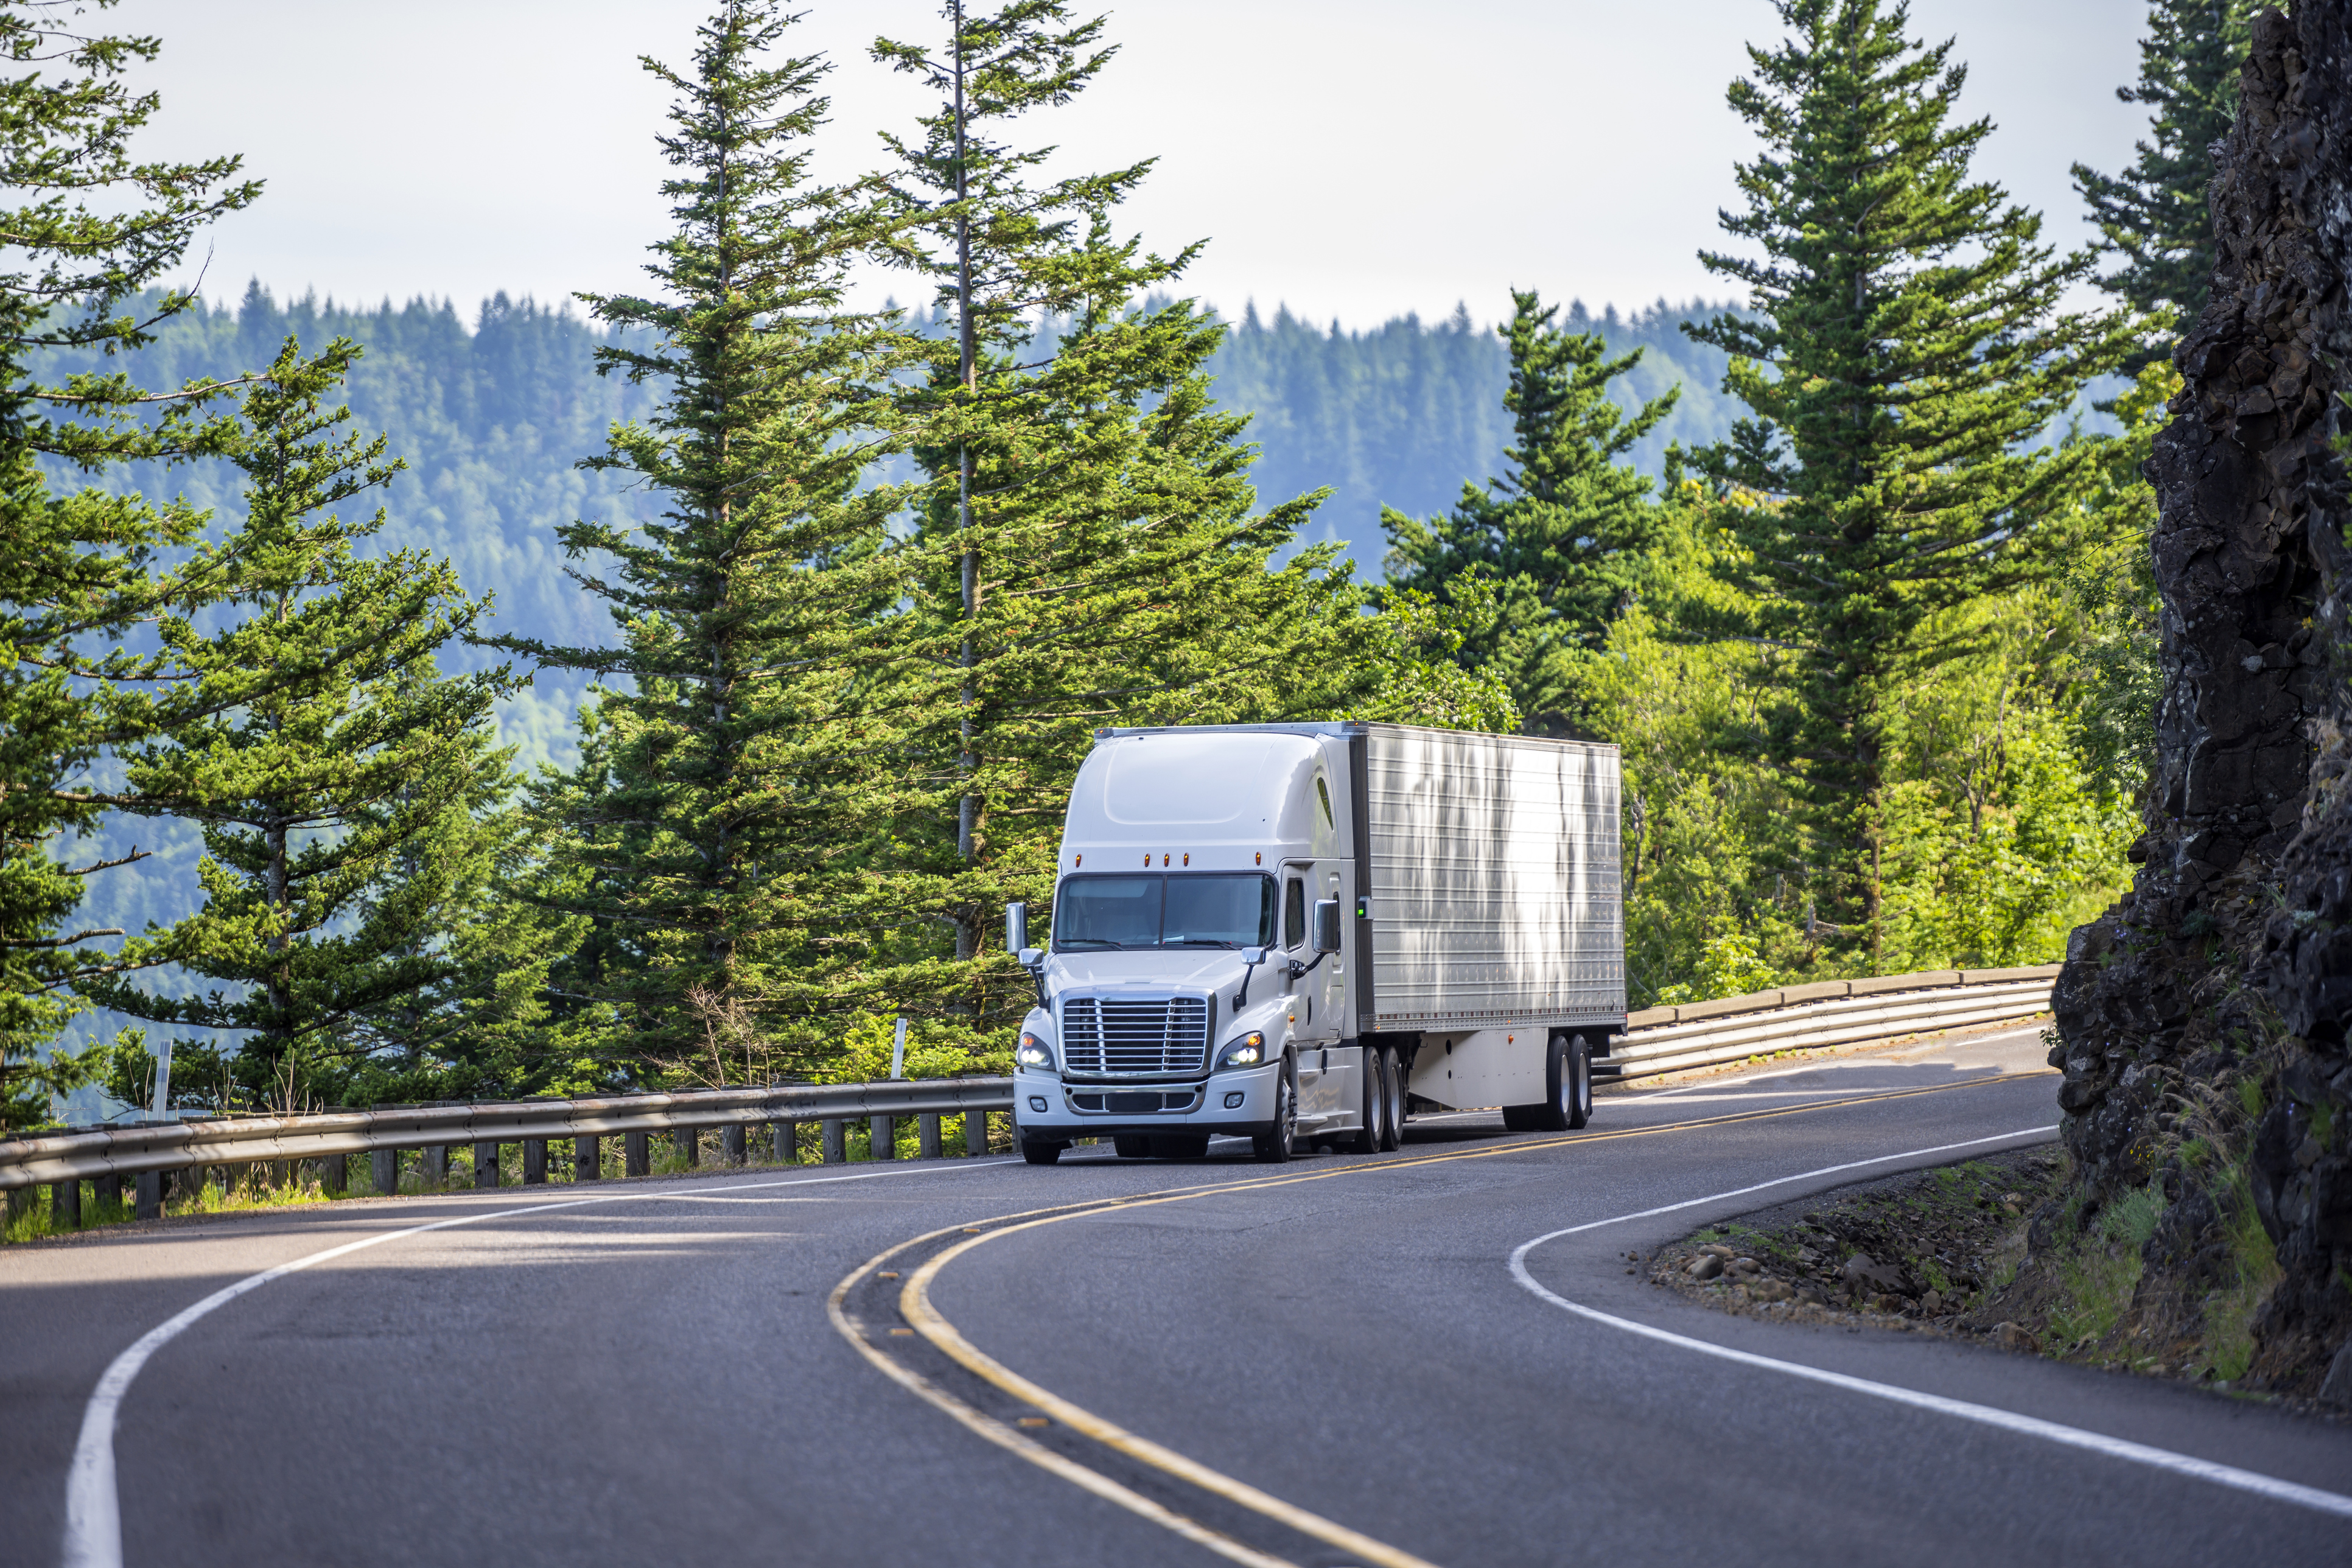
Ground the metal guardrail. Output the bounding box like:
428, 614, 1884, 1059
1601, 965, 2060, 1083
0, 1077, 1014, 1219
2, 965, 2060, 1227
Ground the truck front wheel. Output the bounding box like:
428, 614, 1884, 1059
1350, 1046, 1385, 1155
1253, 1063, 1297, 1163
1380, 1046, 1405, 1150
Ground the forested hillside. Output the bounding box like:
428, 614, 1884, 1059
1216, 298, 1739, 566
58, 285, 1739, 758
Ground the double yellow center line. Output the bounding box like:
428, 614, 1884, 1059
830, 1072, 2051, 1568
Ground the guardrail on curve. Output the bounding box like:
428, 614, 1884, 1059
2, 964, 2062, 1225
0, 1077, 1012, 1219
1603, 964, 2060, 1083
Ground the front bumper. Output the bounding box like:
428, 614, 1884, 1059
1012, 1060, 1283, 1143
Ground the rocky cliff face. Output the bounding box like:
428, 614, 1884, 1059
2049, 4, 2351, 1397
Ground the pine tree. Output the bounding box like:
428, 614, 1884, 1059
503, 1, 920, 1078
331, 681, 581, 1105
1383, 289, 1679, 735
2071, 0, 2257, 354
80, 341, 517, 1110
0, 2, 262, 1127
1687, 0, 2135, 972
861, 1, 1370, 1044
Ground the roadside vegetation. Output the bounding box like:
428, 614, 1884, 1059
4, 0, 2231, 1130
1645, 1127, 2289, 1398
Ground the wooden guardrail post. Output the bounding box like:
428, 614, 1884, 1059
821, 1118, 845, 1164
52, 1177, 79, 1229
423, 1144, 449, 1187
322, 1153, 347, 1195
965, 1110, 990, 1157
94, 1171, 121, 1213
473, 1141, 500, 1188
574, 1135, 600, 1180
869, 1114, 894, 1160
372, 1148, 398, 1196
918, 1113, 941, 1159
674, 1129, 698, 1169
721, 1124, 746, 1165
523, 1139, 547, 1185
135, 1170, 161, 1220
625, 1131, 648, 1177
770, 1121, 797, 1164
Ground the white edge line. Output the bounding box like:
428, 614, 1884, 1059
1505, 1127, 2352, 1523
60, 1156, 1015, 1568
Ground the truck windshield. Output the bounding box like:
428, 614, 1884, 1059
1054, 874, 1276, 951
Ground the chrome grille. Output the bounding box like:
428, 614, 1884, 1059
1060, 996, 1210, 1076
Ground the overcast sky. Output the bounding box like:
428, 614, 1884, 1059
112, 0, 2157, 331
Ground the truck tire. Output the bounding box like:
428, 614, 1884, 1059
1351, 1046, 1384, 1154
1525, 1034, 1594, 1133
1253, 1062, 1297, 1163
1113, 1135, 1153, 1159
1021, 1140, 1064, 1165
1567, 1034, 1594, 1129
1380, 1046, 1405, 1150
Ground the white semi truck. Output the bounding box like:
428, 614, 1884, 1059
1006, 721, 1624, 1164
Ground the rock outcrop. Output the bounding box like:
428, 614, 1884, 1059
2050, 4, 2351, 1396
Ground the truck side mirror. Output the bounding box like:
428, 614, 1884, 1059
1312, 898, 1341, 954
1018, 947, 1044, 968
1005, 901, 1027, 956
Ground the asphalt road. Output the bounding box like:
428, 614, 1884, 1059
5, 1023, 2348, 1567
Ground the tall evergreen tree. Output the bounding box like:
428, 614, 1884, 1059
83, 342, 518, 1111
1383, 289, 1679, 735
2071, 0, 2256, 353
505, 1, 919, 1077
1687, 0, 2134, 972
0, 2, 261, 1127
863, 1, 1369, 1041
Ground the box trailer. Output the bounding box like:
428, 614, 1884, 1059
1006, 721, 1624, 1163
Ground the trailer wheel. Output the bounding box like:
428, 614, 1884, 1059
1379, 1046, 1405, 1150
1351, 1047, 1385, 1154
1525, 1034, 1594, 1133
1566, 1034, 1594, 1129
1253, 1060, 1297, 1163
1020, 1140, 1065, 1166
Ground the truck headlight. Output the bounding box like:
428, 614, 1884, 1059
1015, 1032, 1055, 1071
1216, 1031, 1265, 1071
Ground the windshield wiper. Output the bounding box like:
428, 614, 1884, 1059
1171, 938, 1238, 948
1059, 937, 1128, 950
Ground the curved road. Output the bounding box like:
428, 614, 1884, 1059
5, 1024, 2346, 1567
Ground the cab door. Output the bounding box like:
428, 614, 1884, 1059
1280, 860, 1348, 1041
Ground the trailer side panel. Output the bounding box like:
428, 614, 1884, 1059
1364, 725, 1622, 1032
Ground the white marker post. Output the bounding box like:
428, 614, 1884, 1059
149, 1038, 175, 1122
891, 1017, 909, 1080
